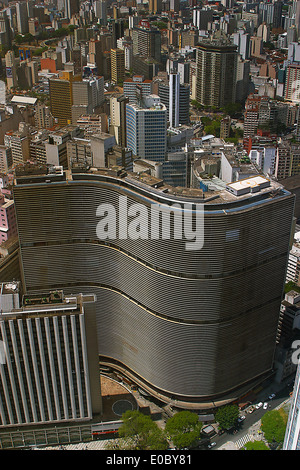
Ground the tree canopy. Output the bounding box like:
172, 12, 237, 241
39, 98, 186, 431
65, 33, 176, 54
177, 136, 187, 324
117, 410, 168, 450
215, 404, 240, 430
164, 411, 202, 449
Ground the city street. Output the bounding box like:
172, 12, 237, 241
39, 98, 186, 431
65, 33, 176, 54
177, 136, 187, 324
211, 380, 294, 450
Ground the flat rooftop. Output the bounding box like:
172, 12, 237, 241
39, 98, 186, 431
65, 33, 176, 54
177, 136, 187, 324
13, 163, 289, 209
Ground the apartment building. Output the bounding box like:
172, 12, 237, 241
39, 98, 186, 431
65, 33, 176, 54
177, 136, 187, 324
0, 284, 102, 428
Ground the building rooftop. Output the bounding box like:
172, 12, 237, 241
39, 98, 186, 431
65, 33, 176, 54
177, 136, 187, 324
13, 163, 290, 209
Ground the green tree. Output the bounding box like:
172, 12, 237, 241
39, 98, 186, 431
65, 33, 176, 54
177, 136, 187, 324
243, 440, 270, 450
164, 411, 202, 449
261, 409, 288, 446
215, 404, 239, 430
117, 410, 168, 450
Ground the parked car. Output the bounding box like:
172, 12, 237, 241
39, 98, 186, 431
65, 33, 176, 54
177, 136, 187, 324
255, 402, 263, 409
237, 415, 246, 423
263, 402, 268, 410
268, 393, 276, 399
208, 442, 216, 449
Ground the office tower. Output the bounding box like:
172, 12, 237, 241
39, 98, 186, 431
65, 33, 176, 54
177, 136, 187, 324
0, 194, 16, 244
94, 0, 107, 26
88, 39, 103, 75
124, 43, 133, 71
233, 30, 250, 60
196, 32, 237, 108
192, 7, 213, 30
259, 1, 282, 29
170, 0, 180, 12
35, 103, 54, 130
149, 0, 162, 14
257, 23, 270, 43
112, 20, 125, 49
157, 72, 190, 127
16, 2, 28, 34
0, 285, 102, 428
0, 10, 12, 49
72, 77, 104, 111
177, 62, 190, 85
49, 72, 80, 126
111, 48, 125, 84
5, 50, 17, 90
110, 93, 128, 147
126, 95, 167, 161
250, 36, 263, 58
235, 57, 250, 103
132, 20, 161, 63
283, 360, 300, 449
13, 165, 295, 408
4, 129, 30, 166
64, 0, 79, 19
123, 75, 153, 104
0, 146, 12, 172
243, 94, 262, 140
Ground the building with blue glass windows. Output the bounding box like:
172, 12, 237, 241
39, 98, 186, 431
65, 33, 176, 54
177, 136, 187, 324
126, 94, 167, 162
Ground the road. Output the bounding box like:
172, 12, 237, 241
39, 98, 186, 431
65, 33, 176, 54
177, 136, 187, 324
210, 381, 294, 450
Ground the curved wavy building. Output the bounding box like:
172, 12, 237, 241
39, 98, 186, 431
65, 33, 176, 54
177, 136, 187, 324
13, 166, 295, 409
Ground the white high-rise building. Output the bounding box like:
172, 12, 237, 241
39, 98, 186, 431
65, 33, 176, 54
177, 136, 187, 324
126, 95, 167, 162
16, 2, 28, 34
94, 0, 107, 26
169, 72, 180, 128
283, 360, 300, 449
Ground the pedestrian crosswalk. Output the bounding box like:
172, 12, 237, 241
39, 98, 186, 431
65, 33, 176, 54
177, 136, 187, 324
234, 434, 253, 449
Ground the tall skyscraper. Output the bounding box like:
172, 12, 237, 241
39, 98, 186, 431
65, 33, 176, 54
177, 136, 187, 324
94, 0, 107, 26
88, 39, 103, 76
0, 10, 12, 49
12, 165, 295, 408
72, 77, 104, 111
5, 50, 17, 90
126, 95, 167, 161
0, 284, 102, 428
110, 48, 125, 84
157, 72, 190, 127
110, 93, 128, 147
196, 31, 237, 108
49, 72, 81, 126
64, 0, 79, 19
132, 20, 161, 63
149, 0, 162, 14
16, 2, 28, 34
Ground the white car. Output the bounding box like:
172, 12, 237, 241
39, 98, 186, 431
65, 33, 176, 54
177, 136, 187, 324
263, 402, 268, 410
268, 393, 275, 399
238, 415, 246, 422
208, 442, 216, 449
255, 402, 263, 409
